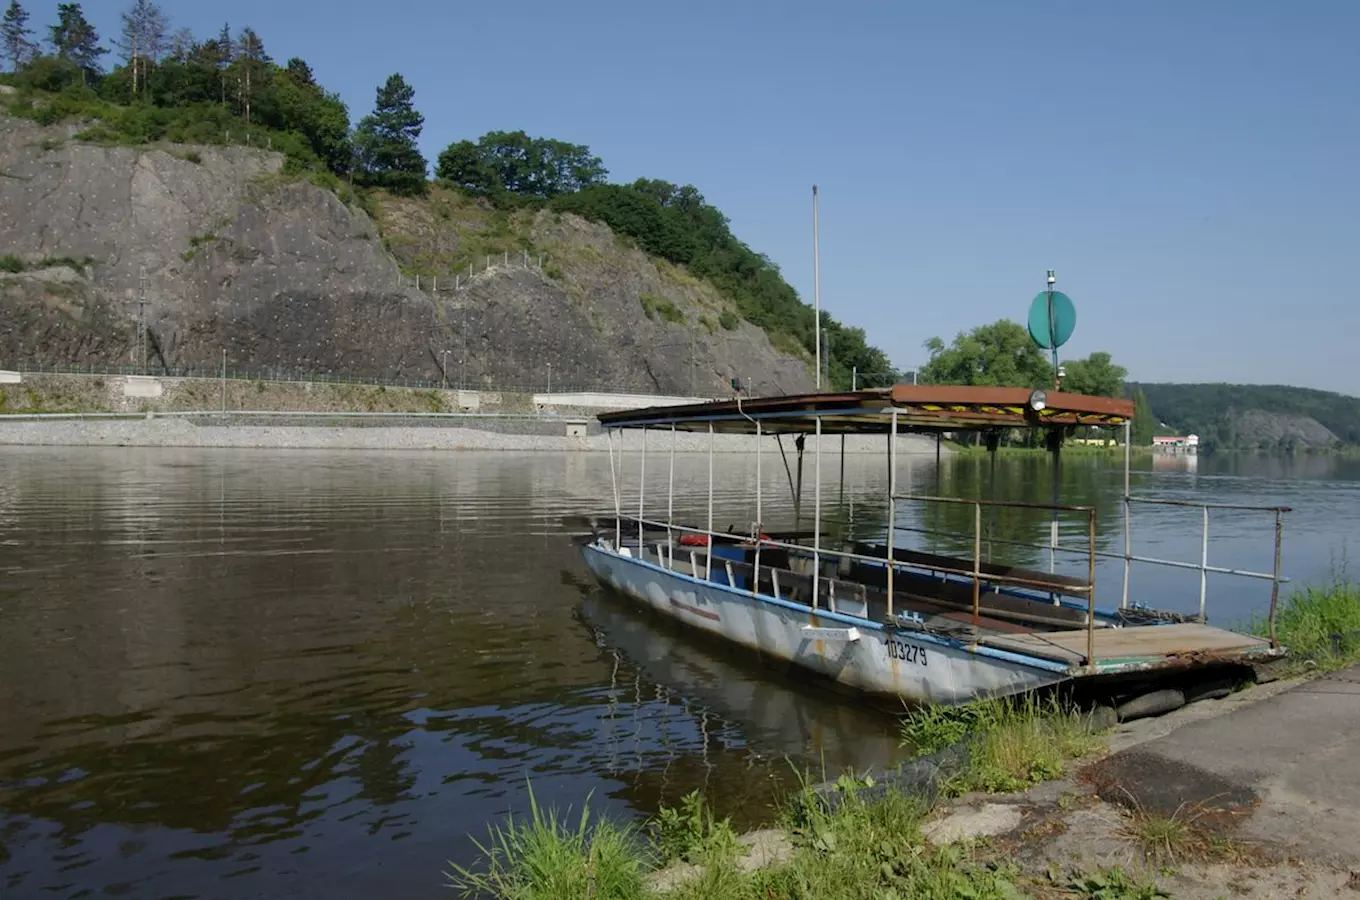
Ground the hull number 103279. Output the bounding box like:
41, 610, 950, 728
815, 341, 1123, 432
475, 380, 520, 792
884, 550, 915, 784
886, 637, 928, 666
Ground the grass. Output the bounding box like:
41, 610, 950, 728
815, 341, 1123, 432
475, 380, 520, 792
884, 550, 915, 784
1253, 577, 1360, 671
640, 293, 686, 325
0, 254, 22, 273
901, 694, 1108, 795
444, 786, 647, 900
1065, 866, 1171, 899
448, 777, 1025, 899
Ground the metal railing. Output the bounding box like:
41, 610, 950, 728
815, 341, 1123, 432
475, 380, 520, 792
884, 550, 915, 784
1122, 495, 1289, 648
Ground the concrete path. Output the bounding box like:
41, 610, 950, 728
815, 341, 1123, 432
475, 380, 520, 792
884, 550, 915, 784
1085, 666, 1360, 866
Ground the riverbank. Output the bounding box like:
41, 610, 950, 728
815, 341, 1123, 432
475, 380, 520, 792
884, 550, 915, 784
0, 415, 947, 454
448, 580, 1360, 898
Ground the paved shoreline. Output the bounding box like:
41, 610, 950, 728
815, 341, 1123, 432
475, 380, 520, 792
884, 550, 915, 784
0, 418, 948, 454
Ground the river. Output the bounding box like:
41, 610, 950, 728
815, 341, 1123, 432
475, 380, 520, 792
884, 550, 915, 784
0, 446, 1356, 899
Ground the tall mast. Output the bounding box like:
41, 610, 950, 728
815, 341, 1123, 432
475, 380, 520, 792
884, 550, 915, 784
813, 185, 821, 390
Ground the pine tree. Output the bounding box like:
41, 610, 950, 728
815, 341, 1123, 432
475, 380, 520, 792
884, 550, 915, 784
235, 26, 267, 124
49, 3, 106, 84
354, 73, 428, 195
1, 0, 36, 72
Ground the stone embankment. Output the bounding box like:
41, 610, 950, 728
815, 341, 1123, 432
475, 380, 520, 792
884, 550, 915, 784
0, 373, 948, 454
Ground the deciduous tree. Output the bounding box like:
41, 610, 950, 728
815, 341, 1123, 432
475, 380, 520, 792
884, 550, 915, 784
1059, 351, 1127, 397
918, 320, 1054, 388
117, 0, 168, 98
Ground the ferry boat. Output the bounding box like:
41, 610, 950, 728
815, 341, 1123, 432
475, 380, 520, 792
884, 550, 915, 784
573, 384, 1289, 707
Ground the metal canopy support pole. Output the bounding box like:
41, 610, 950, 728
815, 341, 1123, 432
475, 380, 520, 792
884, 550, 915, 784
706, 423, 714, 581
638, 427, 647, 554
755, 420, 763, 596
1048, 429, 1061, 599
985, 431, 998, 563
668, 425, 676, 567
972, 501, 982, 630
887, 411, 898, 619
793, 435, 805, 530
607, 429, 621, 549
814, 416, 823, 611
1122, 420, 1132, 608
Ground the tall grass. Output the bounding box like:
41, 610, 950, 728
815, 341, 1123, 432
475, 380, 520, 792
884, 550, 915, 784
1256, 577, 1360, 671
901, 694, 1107, 794
444, 786, 647, 900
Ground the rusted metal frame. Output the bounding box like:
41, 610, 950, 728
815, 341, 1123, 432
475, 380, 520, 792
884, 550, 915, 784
1269, 510, 1284, 649
1126, 496, 1292, 514
1087, 509, 1097, 667
891, 491, 1095, 514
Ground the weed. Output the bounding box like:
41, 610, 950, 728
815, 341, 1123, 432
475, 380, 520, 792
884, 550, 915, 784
649, 790, 738, 866
182, 233, 218, 261
0, 254, 23, 273
719, 309, 739, 331
444, 786, 647, 900
543, 264, 564, 281
1068, 865, 1170, 899
698, 314, 717, 334
182, 150, 202, 164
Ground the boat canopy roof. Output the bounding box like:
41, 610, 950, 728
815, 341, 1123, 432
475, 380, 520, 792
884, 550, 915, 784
597, 385, 1134, 434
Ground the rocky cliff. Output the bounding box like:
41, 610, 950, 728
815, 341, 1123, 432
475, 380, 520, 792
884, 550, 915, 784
0, 110, 815, 397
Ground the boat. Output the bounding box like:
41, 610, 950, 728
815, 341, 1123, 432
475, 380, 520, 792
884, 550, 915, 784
572, 384, 1290, 708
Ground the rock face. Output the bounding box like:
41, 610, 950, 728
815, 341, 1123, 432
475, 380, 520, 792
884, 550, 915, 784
0, 112, 815, 397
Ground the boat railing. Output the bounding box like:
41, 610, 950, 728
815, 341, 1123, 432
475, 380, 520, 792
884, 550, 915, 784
1120, 495, 1289, 648
610, 490, 1103, 666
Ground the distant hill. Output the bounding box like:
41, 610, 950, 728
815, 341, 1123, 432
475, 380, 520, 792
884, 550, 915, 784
1132, 383, 1360, 452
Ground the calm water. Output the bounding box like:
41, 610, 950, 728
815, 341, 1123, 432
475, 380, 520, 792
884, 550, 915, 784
1, 446, 1357, 899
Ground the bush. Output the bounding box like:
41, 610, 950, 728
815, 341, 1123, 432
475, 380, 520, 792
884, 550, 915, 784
718, 309, 739, 331
640, 293, 685, 324
0, 255, 24, 273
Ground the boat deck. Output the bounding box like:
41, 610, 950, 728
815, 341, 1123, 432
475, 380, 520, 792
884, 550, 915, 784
980, 623, 1271, 669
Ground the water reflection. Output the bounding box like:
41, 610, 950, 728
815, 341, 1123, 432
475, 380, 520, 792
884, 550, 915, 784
0, 446, 1352, 899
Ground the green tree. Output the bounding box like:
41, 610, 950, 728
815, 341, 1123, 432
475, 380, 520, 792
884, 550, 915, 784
1060, 351, 1127, 397
354, 73, 427, 195
1131, 386, 1155, 445
2, 0, 37, 71
918, 320, 1053, 388
48, 2, 105, 83
435, 130, 607, 199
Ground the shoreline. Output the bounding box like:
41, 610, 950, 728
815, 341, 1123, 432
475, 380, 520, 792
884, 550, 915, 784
0, 418, 950, 454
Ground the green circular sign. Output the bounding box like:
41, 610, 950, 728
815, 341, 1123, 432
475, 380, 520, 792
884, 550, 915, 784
1027, 290, 1076, 350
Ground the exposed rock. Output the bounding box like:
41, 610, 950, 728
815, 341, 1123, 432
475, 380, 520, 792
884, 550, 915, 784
921, 802, 1024, 844
0, 110, 816, 397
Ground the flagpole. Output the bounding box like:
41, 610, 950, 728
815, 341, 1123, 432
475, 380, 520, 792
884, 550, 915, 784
813, 185, 821, 390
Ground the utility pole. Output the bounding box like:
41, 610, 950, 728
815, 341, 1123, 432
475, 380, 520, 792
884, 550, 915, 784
812, 185, 821, 390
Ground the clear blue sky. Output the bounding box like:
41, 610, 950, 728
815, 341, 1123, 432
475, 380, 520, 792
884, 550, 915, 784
24, 0, 1360, 394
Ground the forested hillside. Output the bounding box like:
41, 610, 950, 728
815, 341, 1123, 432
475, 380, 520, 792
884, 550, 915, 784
1134, 383, 1360, 451
0, 0, 895, 390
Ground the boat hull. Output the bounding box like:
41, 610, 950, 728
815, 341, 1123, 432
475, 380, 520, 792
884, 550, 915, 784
580, 541, 1067, 706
